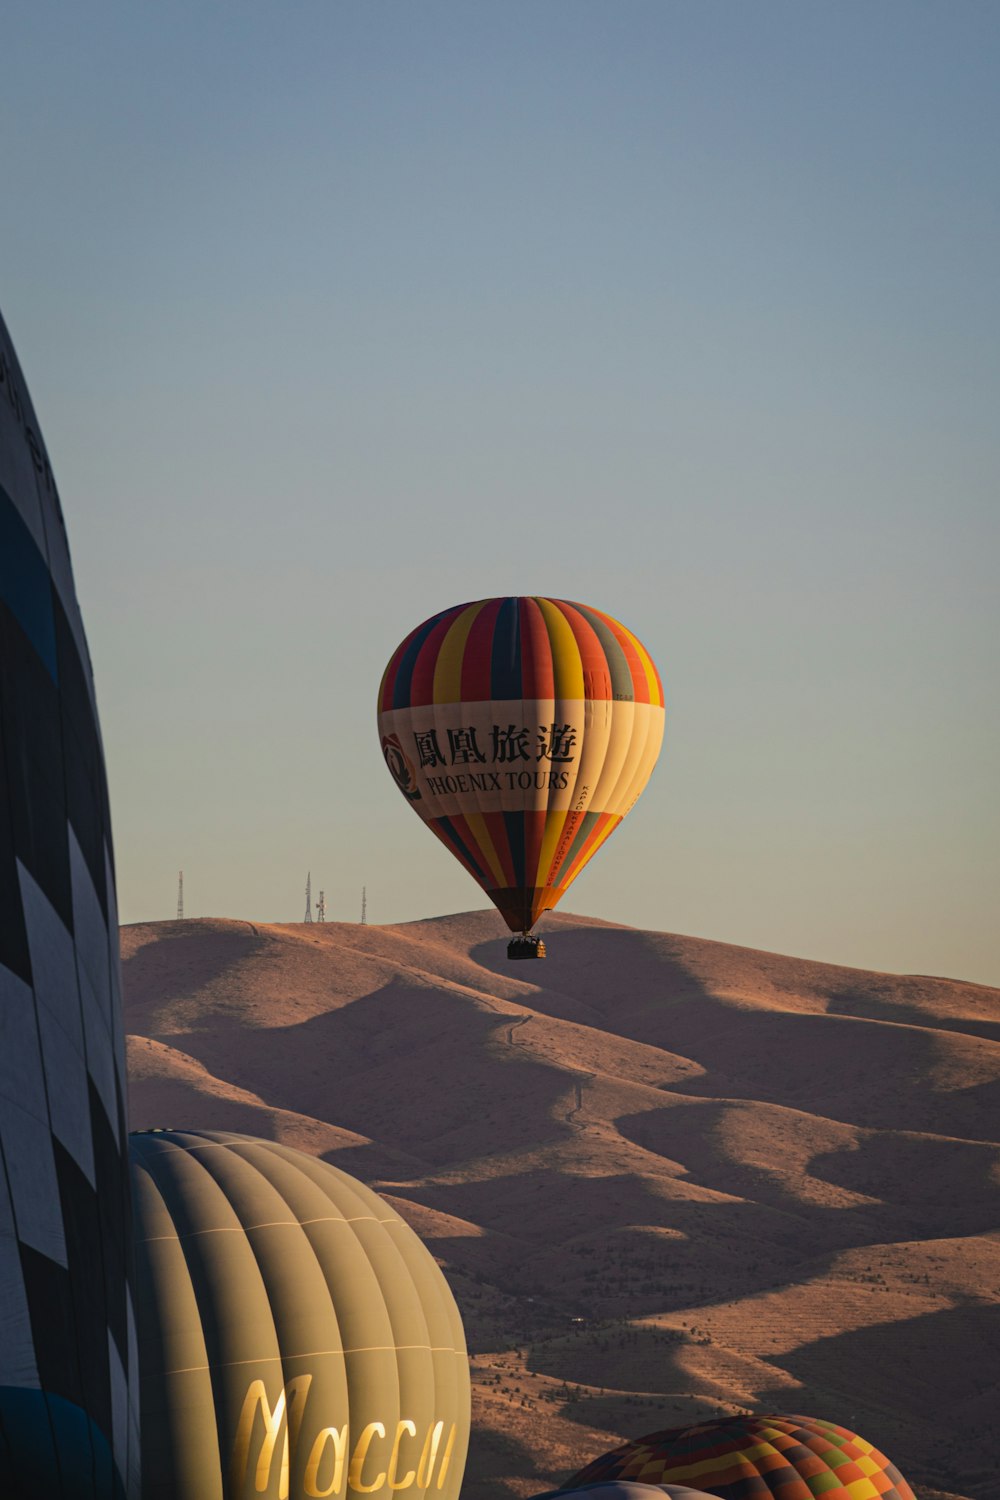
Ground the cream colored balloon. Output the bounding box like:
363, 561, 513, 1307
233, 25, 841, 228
131, 1131, 470, 1500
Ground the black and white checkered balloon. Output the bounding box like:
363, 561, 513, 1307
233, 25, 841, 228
0, 310, 139, 1498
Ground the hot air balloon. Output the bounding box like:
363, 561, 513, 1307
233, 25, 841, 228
130, 1130, 470, 1500
564, 1414, 915, 1500
0, 309, 140, 1497
378, 597, 664, 959
532, 1483, 716, 1500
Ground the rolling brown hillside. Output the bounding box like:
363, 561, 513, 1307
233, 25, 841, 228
122, 912, 1000, 1500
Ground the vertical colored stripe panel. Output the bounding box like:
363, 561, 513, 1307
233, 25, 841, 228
457, 811, 508, 889
586, 605, 651, 704
446, 811, 498, 891
522, 809, 547, 893
501, 810, 526, 891
388, 608, 455, 711
536, 810, 569, 893
434, 603, 486, 704
615, 704, 665, 817
535, 598, 585, 699
619, 623, 663, 706
556, 812, 606, 887
560, 812, 622, 888
581, 699, 634, 820
553, 600, 613, 700
431, 817, 489, 885
542, 809, 588, 887
519, 597, 555, 700
550, 810, 602, 885
409, 610, 463, 708
490, 598, 523, 700
481, 812, 517, 889
457, 598, 501, 704
529, 886, 559, 928
610, 622, 653, 704
564, 600, 634, 701
598, 605, 664, 706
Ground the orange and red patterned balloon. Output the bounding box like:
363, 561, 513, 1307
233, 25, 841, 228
565, 1413, 915, 1500
378, 597, 665, 933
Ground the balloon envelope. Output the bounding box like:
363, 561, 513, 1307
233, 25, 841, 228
0, 308, 139, 1497
532, 1484, 715, 1500
130, 1130, 470, 1500
565, 1414, 915, 1500
378, 597, 665, 932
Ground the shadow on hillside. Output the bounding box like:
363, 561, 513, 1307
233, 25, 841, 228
474, 930, 1000, 1139
461, 1422, 561, 1500
472, 929, 1000, 1146
527, 1320, 707, 1389
128, 1081, 277, 1142
553, 1389, 723, 1463
616, 1100, 874, 1227
470, 924, 717, 1037
824, 984, 1000, 1046
808, 1131, 1000, 1237
628, 1006, 998, 1140
122, 922, 264, 1015
616, 1098, 1000, 1240
404, 1165, 868, 1317
540, 1301, 998, 1498
752, 1302, 1000, 1500
165, 976, 583, 1169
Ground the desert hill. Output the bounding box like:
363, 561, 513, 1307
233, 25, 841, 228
122, 911, 1000, 1500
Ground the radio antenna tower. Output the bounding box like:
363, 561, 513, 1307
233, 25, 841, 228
360, 886, 367, 925
176, 870, 184, 920
304, 872, 313, 923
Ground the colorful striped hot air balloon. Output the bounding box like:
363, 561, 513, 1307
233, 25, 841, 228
564, 1414, 915, 1500
378, 597, 665, 957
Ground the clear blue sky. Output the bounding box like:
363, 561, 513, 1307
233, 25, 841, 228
4, 1, 998, 984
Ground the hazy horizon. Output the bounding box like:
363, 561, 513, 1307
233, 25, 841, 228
4, 2, 998, 985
